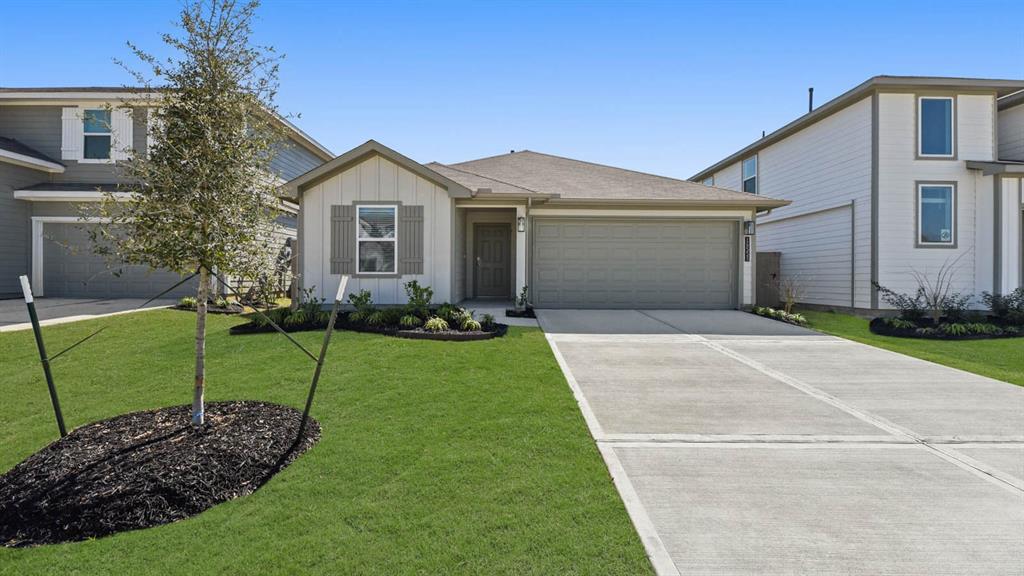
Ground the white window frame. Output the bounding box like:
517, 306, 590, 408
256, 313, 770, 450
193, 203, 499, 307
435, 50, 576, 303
916, 183, 956, 247
741, 156, 757, 194
917, 96, 955, 158
80, 108, 114, 163
702, 176, 714, 186
356, 204, 398, 275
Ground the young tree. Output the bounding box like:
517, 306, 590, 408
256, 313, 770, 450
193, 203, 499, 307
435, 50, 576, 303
91, 0, 286, 426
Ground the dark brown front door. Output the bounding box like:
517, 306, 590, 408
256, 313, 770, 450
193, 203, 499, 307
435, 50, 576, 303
474, 224, 511, 299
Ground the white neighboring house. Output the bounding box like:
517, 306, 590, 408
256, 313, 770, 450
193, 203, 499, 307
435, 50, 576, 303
691, 76, 1024, 311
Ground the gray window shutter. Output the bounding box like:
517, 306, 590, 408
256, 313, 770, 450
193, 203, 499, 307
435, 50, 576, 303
398, 205, 424, 275
330, 205, 355, 274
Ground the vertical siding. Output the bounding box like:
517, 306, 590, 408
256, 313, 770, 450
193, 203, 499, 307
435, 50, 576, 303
301, 154, 453, 305
998, 103, 1024, 161
998, 177, 1022, 292
0, 163, 37, 295
452, 208, 466, 302
877, 93, 994, 303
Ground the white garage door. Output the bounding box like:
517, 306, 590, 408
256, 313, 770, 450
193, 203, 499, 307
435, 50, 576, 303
531, 218, 739, 309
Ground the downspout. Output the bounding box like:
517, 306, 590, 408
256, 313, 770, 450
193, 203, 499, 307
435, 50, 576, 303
526, 197, 532, 306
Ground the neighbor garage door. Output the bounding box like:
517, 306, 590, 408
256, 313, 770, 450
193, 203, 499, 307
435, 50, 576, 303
531, 218, 738, 309
43, 223, 198, 298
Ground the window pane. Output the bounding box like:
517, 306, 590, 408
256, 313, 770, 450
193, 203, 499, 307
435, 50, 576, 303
83, 135, 111, 159
920, 186, 953, 243
742, 176, 757, 194
358, 241, 395, 273
83, 109, 111, 134
702, 177, 714, 186
742, 156, 757, 179
358, 207, 396, 239
920, 99, 952, 156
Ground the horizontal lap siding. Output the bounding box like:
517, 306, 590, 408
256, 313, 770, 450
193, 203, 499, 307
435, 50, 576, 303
758, 208, 853, 307
302, 154, 452, 304
878, 93, 991, 303
756, 96, 873, 308
0, 164, 37, 294
998, 103, 1024, 161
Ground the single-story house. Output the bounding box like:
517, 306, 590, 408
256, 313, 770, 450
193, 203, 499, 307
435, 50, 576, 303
283, 140, 789, 309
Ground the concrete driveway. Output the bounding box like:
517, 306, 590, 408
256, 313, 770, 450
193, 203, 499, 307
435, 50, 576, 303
0, 298, 175, 331
539, 310, 1024, 575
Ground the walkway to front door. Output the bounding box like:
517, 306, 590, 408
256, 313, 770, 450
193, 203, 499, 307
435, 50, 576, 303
474, 223, 511, 299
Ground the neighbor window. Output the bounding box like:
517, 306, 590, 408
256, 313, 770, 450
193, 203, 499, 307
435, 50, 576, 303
918, 97, 954, 157
741, 156, 757, 194
357, 205, 397, 273
702, 176, 714, 186
917, 184, 955, 246
83, 109, 112, 160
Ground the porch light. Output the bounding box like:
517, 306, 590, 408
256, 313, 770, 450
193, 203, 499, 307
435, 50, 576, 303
517, 216, 526, 233
743, 220, 756, 235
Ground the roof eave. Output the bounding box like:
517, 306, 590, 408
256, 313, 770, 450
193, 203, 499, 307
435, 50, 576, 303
542, 197, 791, 210
0, 149, 65, 173
690, 75, 1024, 181
966, 160, 1024, 175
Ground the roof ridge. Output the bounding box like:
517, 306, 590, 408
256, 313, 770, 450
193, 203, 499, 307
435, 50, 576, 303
430, 162, 545, 195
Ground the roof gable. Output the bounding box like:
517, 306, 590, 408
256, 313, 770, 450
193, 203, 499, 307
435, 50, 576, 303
282, 140, 473, 199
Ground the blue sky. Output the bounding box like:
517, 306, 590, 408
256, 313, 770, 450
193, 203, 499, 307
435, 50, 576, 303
2, 0, 1022, 178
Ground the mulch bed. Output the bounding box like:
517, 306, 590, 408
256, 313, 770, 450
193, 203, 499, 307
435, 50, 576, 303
0, 401, 319, 548
230, 317, 508, 341
174, 303, 245, 315
868, 317, 1023, 340
504, 307, 536, 318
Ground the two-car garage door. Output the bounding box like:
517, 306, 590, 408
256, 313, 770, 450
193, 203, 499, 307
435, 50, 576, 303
531, 218, 738, 309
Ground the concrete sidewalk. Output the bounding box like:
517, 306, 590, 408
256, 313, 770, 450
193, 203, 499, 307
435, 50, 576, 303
0, 298, 174, 332
540, 310, 1024, 575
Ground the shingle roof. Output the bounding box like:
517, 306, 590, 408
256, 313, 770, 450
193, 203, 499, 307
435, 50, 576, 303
434, 150, 787, 207
0, 137, 63, 166
18, 182, 118, 192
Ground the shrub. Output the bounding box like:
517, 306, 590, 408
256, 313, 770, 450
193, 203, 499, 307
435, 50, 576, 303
752, 306, 807, 326
316, 310, 331, 325
296, 286, 325, 317
873, 283, 927, 322
460, 318, 482, 331
424, 317, 449, 332
403, 280, 433, 319
400, 314, 423, 328
941, 293, 973, 323
178, 296, 197, 308
348, 289, 375, 314
436, 304, 468, 325
965, 322, 1001, 335
516, 285, 529, 310
982, 288, 1024, 325
915, 327, 936, 336
480, 313, 496, 330
253, 307, 289, 327
939, 323, 968, 336
348, 310, 367, 324
886, 318, 917, 330
284, 309, 309, 327
365, 310, 388, 327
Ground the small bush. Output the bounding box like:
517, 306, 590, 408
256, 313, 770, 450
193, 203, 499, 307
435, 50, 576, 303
424, 317, 449, 332
982, 288, 1024, 325
886, 317, 917, 330
753, 306, 807, 326
253, 307, 289, 327
178, 296, 198, 308
348, 310, 367, 324
214, 297, 230, 309
403, 280, 433, 319
460, 318, 482, 332
939, 323, 968, 336
400, 314, 423, 328
965, 322, 1001, 335
941, 293, 973, 323
873, 283, 927, 322
480, 313, 496, 330
365, 310, 388, 326
436, 304, 469, 325
284, 309, 309, 327
915, 326, 936, 336
316, 311, 331, 325
348, 289, 375, 315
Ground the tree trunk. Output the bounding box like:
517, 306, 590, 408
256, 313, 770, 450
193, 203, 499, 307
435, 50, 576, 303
192, 266, 209, 426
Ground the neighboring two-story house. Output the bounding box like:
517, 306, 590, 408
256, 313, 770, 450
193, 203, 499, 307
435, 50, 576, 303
0, 87, 332, 299
691, 76, 1024, 312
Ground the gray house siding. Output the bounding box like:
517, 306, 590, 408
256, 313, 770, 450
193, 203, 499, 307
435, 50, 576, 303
0, 105, 147, 185
269, 140, 323, 181
0, 163, 37, 296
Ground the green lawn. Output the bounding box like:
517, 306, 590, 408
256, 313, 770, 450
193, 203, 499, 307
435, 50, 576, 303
0, 310, 650, 575
801, 310, 1024, 387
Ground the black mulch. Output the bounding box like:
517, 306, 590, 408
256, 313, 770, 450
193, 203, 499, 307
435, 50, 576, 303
0, 401, 319, 548
868, 317, 1024, 340
230, 317, 508, 341
504, 307, 536, 318
174, 303, 245, 315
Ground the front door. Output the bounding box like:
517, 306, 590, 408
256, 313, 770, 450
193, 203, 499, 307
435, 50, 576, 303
474, 224, 511, 299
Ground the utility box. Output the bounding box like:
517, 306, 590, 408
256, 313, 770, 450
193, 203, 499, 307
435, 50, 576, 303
756, 252, 781, 307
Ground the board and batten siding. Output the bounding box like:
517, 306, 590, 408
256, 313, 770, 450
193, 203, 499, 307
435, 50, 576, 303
998, 102, 1024, 161
714, 96, 873, 308
877, 92, 994, 301
301, 154, 453, 304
